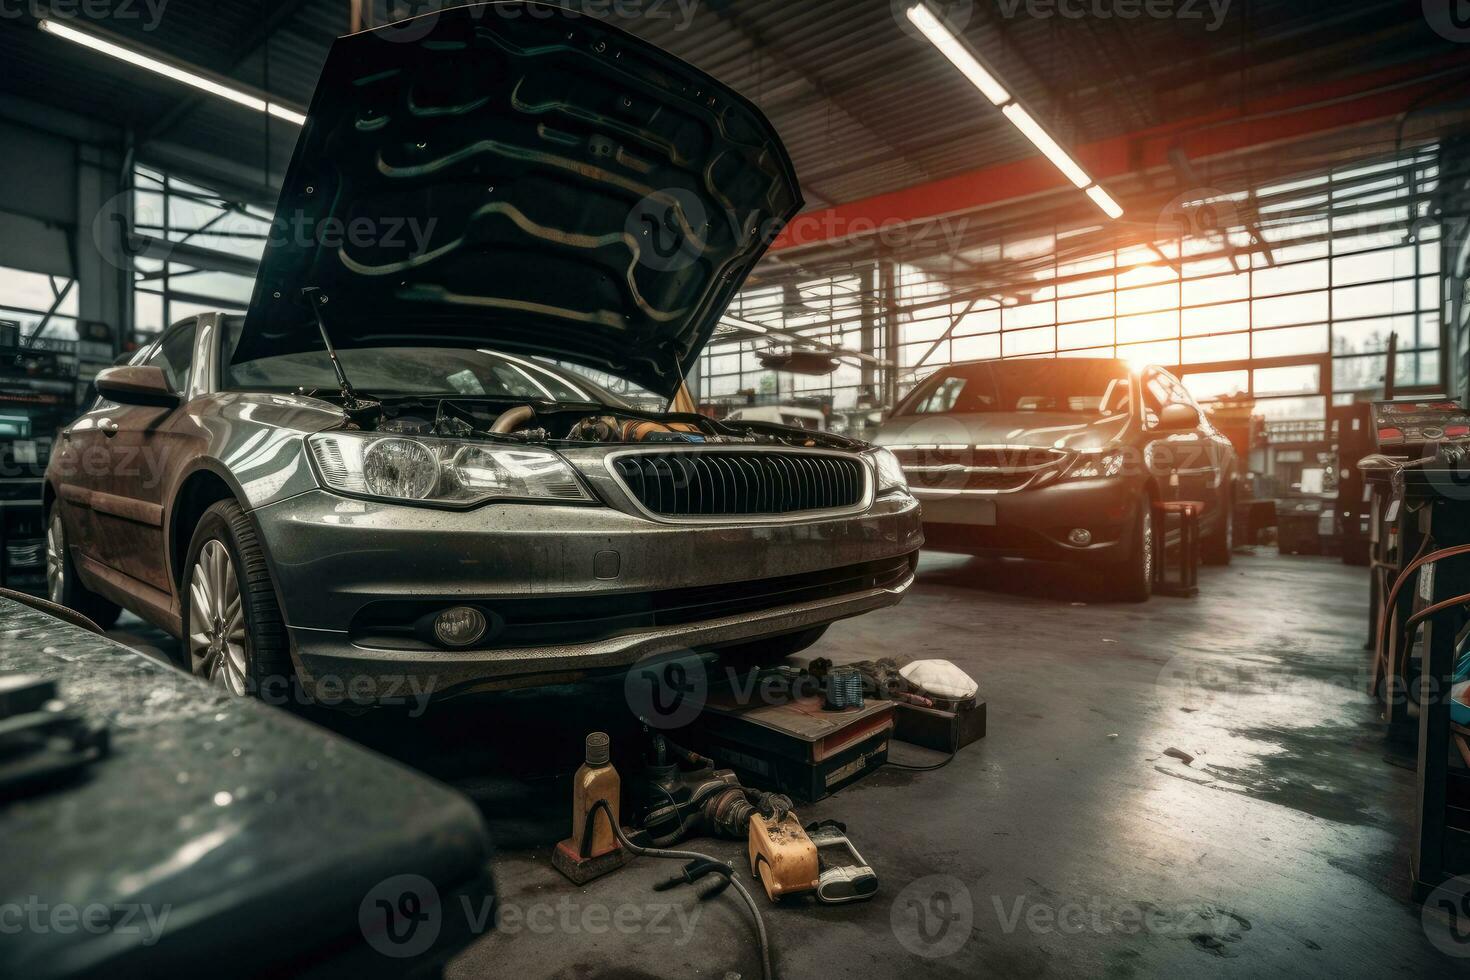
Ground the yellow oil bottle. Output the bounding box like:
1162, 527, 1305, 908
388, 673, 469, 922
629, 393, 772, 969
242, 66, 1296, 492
570, 732, 620, 858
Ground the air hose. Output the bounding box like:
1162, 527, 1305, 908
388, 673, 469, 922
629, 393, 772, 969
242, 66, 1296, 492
1371, 543, 1470, 694
585, 799, 774, 980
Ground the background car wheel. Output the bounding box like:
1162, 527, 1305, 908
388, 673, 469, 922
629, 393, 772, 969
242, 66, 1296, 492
716, 624, 830, 671
1202, 494, 1234, 566
1106, 494, 1154, 603
45, 509, 121, 630
183, 499, 291, 700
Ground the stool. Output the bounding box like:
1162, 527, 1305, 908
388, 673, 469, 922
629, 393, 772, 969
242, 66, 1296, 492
1153, 500, 1201, 597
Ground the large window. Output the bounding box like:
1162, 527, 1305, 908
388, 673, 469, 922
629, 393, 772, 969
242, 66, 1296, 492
131, 166, 267, 338
0, 265, 79, 344
699, 146, 1445, 429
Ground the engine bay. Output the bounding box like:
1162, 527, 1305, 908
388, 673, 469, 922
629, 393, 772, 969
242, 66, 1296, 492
360, 398, 863, 452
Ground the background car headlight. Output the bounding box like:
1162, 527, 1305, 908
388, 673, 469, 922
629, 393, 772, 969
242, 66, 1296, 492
870, 447, 910, 494
309, 432, 591, 506
1067, 449, 1127, 480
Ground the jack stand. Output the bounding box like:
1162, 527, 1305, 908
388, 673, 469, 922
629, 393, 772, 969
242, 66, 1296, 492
552, 732, 629, 884
551, 835, 628, 885
1153, 500, 1201, 597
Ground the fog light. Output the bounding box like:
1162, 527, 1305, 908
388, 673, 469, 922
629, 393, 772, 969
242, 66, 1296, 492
434, 606, 487, 647
1067, 528, 1092, 546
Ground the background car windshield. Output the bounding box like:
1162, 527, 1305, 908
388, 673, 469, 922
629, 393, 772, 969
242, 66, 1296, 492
221, 318, 633, 406
898, 360, 1131, 416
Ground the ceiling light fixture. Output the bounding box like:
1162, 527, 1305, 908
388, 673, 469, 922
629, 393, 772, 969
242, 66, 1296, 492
38, 19, 306, 126
1085, 185, 1125, 220
905, 3, 1122, 219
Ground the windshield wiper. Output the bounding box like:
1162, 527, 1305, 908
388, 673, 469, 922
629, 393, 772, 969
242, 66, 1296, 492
301, 287, 380, 424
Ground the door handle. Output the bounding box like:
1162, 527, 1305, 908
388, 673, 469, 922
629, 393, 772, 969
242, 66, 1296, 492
99, 419, 119, 437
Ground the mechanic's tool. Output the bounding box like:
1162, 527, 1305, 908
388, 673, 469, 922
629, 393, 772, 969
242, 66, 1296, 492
823, 667, 863, 709
804, 820, 879, 904
552, 732, 628, 884
639, 734, 794, 846
653, 857, 734, 900
747, 811, 819, 902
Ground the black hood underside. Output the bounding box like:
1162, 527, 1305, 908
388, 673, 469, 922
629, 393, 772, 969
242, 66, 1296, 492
235, 1, 802, 398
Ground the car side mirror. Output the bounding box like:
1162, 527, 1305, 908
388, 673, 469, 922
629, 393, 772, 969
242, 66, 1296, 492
95, 365, 180, 408
1158, 403, 1200, 431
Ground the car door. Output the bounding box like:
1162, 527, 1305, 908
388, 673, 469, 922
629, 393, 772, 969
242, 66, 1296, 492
1151, 369, 1224, 514
1140, 369, 1183, 507
1168, 374, 1232, 523
54, 344, 155, 577
92, 318, 199, 593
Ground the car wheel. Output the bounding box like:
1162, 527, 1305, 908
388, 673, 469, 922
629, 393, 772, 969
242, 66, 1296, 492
1106, 494, 1153, 602
45, 509, 121, 630
183, 499, 291, 700
1202, 494, 1233, 566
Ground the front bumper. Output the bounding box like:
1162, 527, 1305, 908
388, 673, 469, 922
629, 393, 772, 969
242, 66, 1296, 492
915, 478, 1140, 562
249, 489, 922, 701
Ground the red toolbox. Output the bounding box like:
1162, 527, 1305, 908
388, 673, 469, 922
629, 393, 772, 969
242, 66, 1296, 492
683, 688, 894, 803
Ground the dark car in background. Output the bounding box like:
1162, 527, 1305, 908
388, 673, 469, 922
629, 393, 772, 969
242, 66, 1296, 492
874, 358, 1236, 600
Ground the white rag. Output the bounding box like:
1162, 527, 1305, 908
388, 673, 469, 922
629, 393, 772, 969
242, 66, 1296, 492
899, 659, 978, 700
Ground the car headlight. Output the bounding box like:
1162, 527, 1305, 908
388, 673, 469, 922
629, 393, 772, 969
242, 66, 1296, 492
1066, 449, 1127, 480
869, 447, 910, 495
308, 432, 591, 506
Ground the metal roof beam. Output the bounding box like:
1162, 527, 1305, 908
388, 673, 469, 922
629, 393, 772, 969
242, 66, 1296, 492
141, 0, 319, 144
770, 54, 1470, 254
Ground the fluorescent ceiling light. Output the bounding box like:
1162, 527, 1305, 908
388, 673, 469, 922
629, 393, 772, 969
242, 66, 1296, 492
39, 19, 305, 126
1001, 104, 1089, 189
905, 4, 1008, 105
267, 103, 308, 126
905, 3, 1122, 220
1086, 185, 1125, 220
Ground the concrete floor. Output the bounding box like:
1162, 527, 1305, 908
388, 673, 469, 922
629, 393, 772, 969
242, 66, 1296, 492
112, 550, 1454, 977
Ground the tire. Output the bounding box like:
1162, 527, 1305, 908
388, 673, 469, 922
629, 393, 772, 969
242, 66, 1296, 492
1106, 493, 1154, 603
45, 508, 121, 630
716, 624, 830, 670
181, 499, 291, 699
1202, 494, 1234, 566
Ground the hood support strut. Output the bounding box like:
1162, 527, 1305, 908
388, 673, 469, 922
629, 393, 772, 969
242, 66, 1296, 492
302, 287, 380, 424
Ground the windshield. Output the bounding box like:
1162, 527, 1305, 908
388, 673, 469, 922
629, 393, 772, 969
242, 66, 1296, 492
897, 359, 1133, 417
221, 318, 637, 407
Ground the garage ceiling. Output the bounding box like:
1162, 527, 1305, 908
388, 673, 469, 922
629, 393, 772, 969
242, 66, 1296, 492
2, 0, 1467, 301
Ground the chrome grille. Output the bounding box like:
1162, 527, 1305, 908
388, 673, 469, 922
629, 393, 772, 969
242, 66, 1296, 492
611, 451, 867, 518
891, 446, 1067, 469
891, 445, 1068, 494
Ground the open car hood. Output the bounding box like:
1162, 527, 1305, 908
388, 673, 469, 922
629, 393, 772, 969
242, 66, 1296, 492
235, 1, 802, 398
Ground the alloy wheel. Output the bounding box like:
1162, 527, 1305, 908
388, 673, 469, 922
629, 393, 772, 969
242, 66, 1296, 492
188, 539, 248, 696
45, 513, 63, 604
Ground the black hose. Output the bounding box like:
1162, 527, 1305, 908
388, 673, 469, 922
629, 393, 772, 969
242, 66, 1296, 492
587, 799, 774, 980
885, 748, 957, 772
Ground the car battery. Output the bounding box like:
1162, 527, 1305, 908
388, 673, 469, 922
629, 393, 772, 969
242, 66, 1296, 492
682, 687, 894, 803
894, 694, 987, 754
